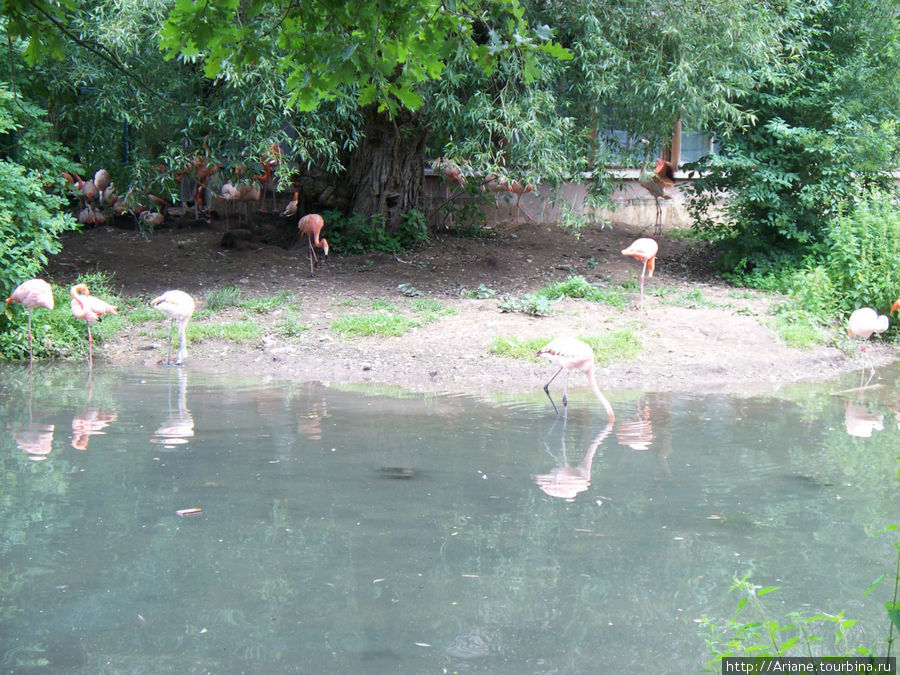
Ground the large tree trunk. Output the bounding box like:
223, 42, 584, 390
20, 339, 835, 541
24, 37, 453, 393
346, 106, 429, 231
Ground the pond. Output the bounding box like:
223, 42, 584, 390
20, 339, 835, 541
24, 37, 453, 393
1, 364, 898, 673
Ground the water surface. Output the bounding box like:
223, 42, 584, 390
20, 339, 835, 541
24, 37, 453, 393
1, 364, 898, 673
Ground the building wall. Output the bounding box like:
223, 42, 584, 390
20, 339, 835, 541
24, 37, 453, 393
424, 170, 693, 229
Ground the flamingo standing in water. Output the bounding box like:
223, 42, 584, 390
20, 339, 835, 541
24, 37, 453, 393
847, 306, 889, 381
536, 336, 615, 423
151, 290, 196, 366
70, 283, 117, 368
298, 213, 329, 276
621, 237, 658, 309
5, 279, 54, 365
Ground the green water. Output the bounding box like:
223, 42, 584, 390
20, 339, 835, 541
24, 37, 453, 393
0, 364, 898, 673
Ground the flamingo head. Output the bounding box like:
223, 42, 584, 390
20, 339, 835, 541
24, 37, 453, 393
892, 299, 900, 316
320, 238, 329, 256
72, 283, 90, 296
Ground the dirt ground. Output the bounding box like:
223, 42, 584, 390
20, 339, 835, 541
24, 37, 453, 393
43, 212, 896, 397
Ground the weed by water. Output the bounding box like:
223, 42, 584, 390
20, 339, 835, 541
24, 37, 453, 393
187, 320, 261, 343
331, 313, 418, 338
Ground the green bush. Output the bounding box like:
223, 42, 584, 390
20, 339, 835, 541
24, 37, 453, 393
787, 192, 900, 321
322, 208, 430, 255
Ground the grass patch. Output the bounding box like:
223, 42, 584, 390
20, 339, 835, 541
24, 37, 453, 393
331, 312, 418, 338
125, 305, 158, 324
371, 299, 398, 312
498, 294, 556, 316
659, 289, 716, 309
274, 314, 310, 338
240, 291, 298, 314
538, 275, 628, 309
408, 298, 456, 322
490, 330, 642, 366
203, 285, 242, 313
187, 320, 261, 343
770, 305, 829, 348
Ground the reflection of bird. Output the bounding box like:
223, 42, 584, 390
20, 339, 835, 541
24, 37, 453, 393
536, 337, 615, 422
151, 368, 194, 448
70, 283, 117, 368
621, 237, 658, 309
71, 408, 118, 450
844, 401, 884, 438
151, 290, 196, 366
847, 307, 889, 380
638, 140, 675, 235
11, 423, 55, 460
533, 422, 612, 501
6, 279, 54, 365
298, 213, 329, 276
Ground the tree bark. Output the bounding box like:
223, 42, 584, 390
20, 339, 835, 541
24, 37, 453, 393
346, 106, 429, 231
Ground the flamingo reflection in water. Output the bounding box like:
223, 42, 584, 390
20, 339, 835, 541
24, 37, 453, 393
10, 423, 55, 461
70, 375, 117, 451
151, 368, 194, 448
843, 401, 884, 438
532, 422, 613, 501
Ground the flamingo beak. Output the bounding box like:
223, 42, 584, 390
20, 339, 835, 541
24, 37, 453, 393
322, 239, 329, 256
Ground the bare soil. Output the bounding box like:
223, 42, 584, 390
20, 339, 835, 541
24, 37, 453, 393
44, 213, 894, 397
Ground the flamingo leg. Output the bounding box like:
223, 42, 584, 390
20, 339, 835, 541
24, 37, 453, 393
27, 308, 34, 366
175, 321, 187, 366
87, 323, 94, 369
560, 370, 572, 418
543, 367, 564, 416
166, 320, 174, 366
640, 259, 649, 309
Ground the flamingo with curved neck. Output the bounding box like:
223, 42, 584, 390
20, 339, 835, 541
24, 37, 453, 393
70, 283, 117, 368
298, 213, 329, 276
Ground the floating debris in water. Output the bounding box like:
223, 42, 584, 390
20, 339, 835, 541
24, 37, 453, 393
176, 507, 203, 516
378, 466, 417, 479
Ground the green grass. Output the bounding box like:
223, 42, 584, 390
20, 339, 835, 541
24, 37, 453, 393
490, 330, 642, 366
187, 320, 262, 343
126, 306, 158, 324
330, 312, 418, 338
371, 299, 398, 312
538, 275, 629, 309
240, 291, 299, 313
770, 308, 829, 349
658, 289, 717, 309
273, 314, 310, 338
408, 298, 456, 322
203, 285, 243, 313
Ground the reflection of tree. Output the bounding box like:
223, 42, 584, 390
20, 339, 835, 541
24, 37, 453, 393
151, 368, 194, 448
532, 422, 613, 501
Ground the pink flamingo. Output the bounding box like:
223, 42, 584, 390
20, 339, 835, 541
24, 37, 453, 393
5, 279, 54, 364
847, 307, 889, 381
621, 237, 658, 309
151, 290, 196, 366
298, 213, 329, 276
638, 139, 675, 235
536, 336, 615, 423
70, 283, 117, 368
